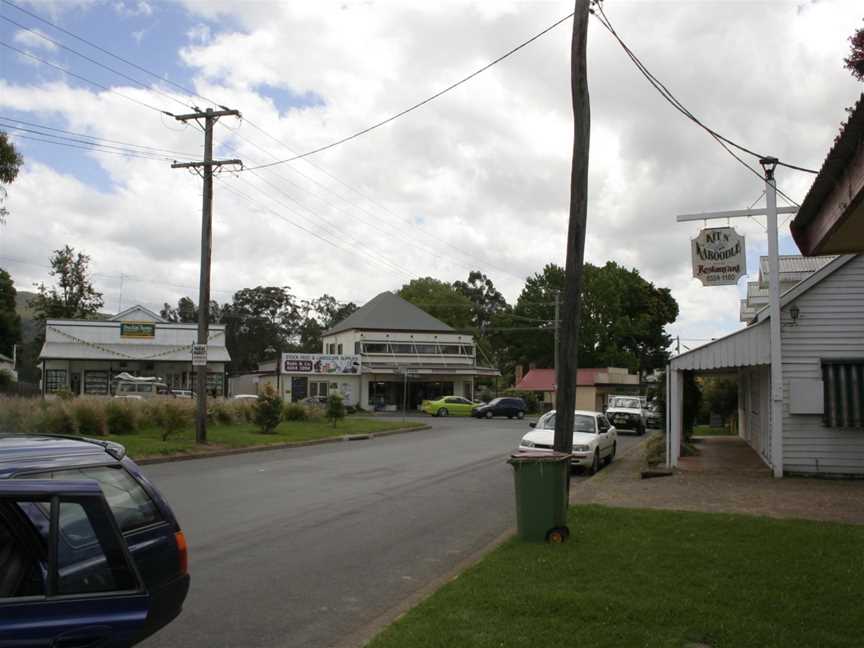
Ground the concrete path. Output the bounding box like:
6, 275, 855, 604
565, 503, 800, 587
572, 435, 864, 525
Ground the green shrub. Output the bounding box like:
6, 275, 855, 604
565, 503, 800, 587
326, 393, 346, 427
106, 400, 139, 435
71, 399, 107, 436
55, 388, 75, 401
254, 384, 283, 434
157, 400, 193, 441
210, 399, 236, 425
305, 403, 325, 420
504, 389, 540, 414
233, 400, 255, 423
40, 401, 77, 435
283, 402, 307, 421
644, 431, 666, 467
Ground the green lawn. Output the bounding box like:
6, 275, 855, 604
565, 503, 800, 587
368, 505, 864, 648
693, 425, 733, 436
107, 417, 415, 459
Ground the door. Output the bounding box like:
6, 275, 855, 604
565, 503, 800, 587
291, 377, 308, 402
444, 397, 473, 415
0, 480, 150, 648
596, 416, 612, 455
70, 372, 82, 396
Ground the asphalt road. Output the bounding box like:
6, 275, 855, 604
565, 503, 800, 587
140, 417, 642, 648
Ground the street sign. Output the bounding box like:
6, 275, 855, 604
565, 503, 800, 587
191, 344, 207, 367
691, 227, 746, 286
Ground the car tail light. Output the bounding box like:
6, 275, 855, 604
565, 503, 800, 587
175, 531, 188, 576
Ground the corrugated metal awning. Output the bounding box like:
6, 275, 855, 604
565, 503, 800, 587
39, 342, 231, 363
670, 320, 770, 371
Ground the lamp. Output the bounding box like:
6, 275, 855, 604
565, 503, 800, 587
789, 303, 800, 324
759, 156, 778, 180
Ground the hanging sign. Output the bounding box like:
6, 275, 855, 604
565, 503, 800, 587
691, 227, 746, 286
191, 344, 208, 366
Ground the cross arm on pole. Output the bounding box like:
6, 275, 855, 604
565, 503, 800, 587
676, 207, 797, 223
171, 159, 243, 169
174, 109, 241, 121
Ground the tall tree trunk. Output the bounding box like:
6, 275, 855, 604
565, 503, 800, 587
554, 0, 591, 454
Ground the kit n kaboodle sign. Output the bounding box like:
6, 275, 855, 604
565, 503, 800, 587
691, 227, 746, 286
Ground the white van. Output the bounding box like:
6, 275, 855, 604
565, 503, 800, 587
112, 373, 174, 400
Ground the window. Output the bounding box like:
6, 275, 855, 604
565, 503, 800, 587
597, 416, 610, 432
574, 415, 596, 433
362, 343, 388, 354
310, 381, 329, 398
19, 467, 162, 534
390, 343, 414, 354
0, 513, 43, 598
327, 343, 336, 354
45, 369, 66, 393
460, 345, 474, 356
337, 343, 343, 354
414, 343, 437, 354
822, 360, 864, 427
609, 397, 641, 409
439, 345, 460, 355
84, 371, 109, 395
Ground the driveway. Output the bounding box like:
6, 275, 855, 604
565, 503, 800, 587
141, 416, 642, 647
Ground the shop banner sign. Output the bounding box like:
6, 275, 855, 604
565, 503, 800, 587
282, 353, 361, 375
121, 321, 156, 338
691, 227, 746, 286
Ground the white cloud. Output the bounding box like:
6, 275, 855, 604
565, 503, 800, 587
1, 0, 861, 347
12, 28, 58, 52
113, 1, 153, 18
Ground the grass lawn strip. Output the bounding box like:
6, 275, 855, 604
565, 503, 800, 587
368, 505, 864, 648
108, 418, 414, 460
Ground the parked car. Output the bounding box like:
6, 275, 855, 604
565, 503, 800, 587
518, 409, 617, 474
421, 396, 474, 417
0, 434, 190, 646
232, 394, 259, 401
472, 397, 527, 419
645, 402, 663, 429
605, 395, 647, 435
173, 389, 195, 399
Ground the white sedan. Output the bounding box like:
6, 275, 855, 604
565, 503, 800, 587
518, 409, 617, 474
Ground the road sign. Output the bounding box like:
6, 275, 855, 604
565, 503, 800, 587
191, 344, 207, 367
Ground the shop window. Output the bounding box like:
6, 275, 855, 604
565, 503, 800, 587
45, 369, 67, 393
822, 360, 864, 428
84, 371, 109, 395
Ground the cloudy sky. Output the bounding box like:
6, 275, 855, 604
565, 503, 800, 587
0, 0, 861, 349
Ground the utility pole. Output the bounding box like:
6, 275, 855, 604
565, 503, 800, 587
554, 0, 591, 455
172, 107, 242, 444
553, 291, 560, 404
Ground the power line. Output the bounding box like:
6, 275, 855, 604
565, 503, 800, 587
0, 115, 200, 158
591, 2, 814, 193
0, 0, 222, 109
0, 14, 195, 111
0, 40, 174, 117
243, 11, 575, 170
7, 132, 181, 162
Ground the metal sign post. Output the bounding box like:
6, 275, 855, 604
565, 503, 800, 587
675, 158, 793, 478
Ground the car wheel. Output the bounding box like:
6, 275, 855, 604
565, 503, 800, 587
437, 408, 448, 417
588, 450, 600, 475
485, 411, 493, 419
638, 423, 646, 436
516, 411, 525, 420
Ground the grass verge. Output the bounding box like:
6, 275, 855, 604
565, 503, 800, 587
368, 505, 864, 648
107, 418, 414, 459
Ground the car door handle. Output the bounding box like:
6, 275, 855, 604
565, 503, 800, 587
51, 626, 112, 648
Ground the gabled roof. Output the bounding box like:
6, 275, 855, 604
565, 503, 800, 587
324, 292, 454, 336
757, 255, 837, 288
110, 305, 166, 323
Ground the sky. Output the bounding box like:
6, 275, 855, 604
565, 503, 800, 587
0, 0, 861, 352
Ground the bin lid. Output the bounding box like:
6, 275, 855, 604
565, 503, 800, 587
508, 450, 572, 464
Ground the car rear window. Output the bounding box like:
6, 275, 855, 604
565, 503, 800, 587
18, 466, 162, 533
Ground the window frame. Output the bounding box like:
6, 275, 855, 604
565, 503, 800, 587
44, 369, 67, 394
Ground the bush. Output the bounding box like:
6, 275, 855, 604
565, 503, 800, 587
55, 388, 75, 401
0, 397, 37, 433
644, 431, 666, 467
71, 399, 107, 436
157, 400, 193, 441
504, 389, 540, 414
40, 401, 77, 435
105, 400, 139, 435
478, 388, 494, 403
210, 399, 236, 425
326, 393, 346, 426
0, 369, 14, 390
283, 402, 308, 421
254, 384, 283, 434
233, 400, 255, 423
305, 403, 325, 420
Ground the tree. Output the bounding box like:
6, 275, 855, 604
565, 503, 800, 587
223, 286, 301, 372
297, 295, 357, 353
0, 132, 23, 224
700, 377, 738, 427
326, 392, 346, 426
0, 269, 21, 358
845, 20, 864, 81
32, 246, 103, 320
453, 271, 508, 335
160, 297, 222, 324
502, 264, 565, 370
398, 278, 473, 329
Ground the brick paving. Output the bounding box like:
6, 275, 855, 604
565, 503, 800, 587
571, 436, 864, 525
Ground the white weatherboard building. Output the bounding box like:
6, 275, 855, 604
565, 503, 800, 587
668, 255, 864, 477
38, 305, 230, 397
236, 292, 499, 410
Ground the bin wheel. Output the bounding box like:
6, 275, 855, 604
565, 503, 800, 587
546, 526, 570, 544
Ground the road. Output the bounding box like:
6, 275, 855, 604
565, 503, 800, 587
140, 417, 642, 648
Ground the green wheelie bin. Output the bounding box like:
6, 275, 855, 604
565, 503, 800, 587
508, 451, 571, 543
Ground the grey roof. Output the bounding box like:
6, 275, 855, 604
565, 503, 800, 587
325, 292, 454, 336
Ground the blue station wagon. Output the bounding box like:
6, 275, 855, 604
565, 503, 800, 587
0, 434, 189, 646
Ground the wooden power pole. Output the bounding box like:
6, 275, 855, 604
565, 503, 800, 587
172, 107, 242, 444
554, 0, 591, 455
